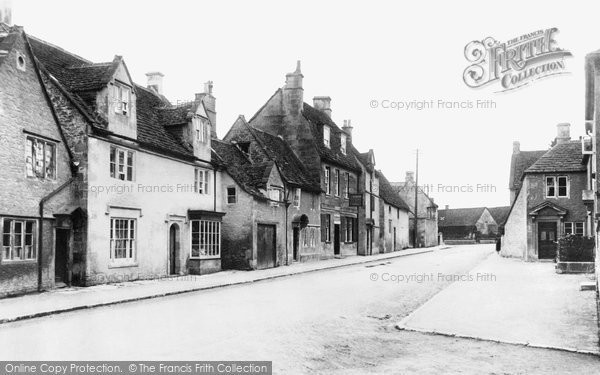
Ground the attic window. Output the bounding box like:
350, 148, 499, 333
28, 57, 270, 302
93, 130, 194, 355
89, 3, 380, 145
323, 126, 331, 148
16, 52, 25, 71
341, 134, 347, 154
113, 84, 131, 116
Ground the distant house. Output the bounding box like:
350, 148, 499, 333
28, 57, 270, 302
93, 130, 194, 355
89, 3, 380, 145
392, 173, 438, 247
438, 207, 497, 241
502, 124, 592, 260
488, 206, 511, 233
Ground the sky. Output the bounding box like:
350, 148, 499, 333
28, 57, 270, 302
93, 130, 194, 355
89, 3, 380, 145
9, 0, 599, 209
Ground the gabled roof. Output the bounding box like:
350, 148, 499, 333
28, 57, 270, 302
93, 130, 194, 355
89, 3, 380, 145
525, 140, 586, 173
376, 170, 411, 211
390, 180, 438, 209
226, 116, 321, 192
301, 103, 360, 172
211, 139, 268, 199
488, 206, 511, 226
24, 31, 200, 161
438, 207, 487, 227
509, 150, 547, 190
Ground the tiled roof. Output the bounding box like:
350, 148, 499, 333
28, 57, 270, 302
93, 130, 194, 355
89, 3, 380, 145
160, 104, 194, 126
509, 150, 546, 190
438, 207, 486, 227
376, 170, 410, 211
249, 128, 321, 192
211, 139, 268, 199
26, 32, 197, 160
302, 103, 360, 172
525, 140, 586, 173
488, 206, 511, 226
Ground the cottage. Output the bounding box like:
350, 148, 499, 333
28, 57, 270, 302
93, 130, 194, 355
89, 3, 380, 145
216, 116, 321, 269
246, 62, 361, 257
502, 124, 591, 260
0, 22, 225, 295
392, 172, 439, 247
438, 207, 497, 242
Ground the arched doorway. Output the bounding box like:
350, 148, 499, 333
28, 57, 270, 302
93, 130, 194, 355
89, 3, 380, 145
169, 223, 180, 275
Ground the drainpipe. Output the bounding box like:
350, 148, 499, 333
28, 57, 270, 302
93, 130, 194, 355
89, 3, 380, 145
213, 169, 217, 211
38, 177, 76, 292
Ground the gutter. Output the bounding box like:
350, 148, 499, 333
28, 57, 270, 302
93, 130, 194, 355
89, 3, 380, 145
38, 177, 76, 291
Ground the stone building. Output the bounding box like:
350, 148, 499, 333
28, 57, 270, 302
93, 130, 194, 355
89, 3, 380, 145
216, 116, 321, 269
246, 62, 362, 257
0, 25, 75, 296
438, 207, 497, 241
1, 21, 225, 295
392, 173, 439, 247
502, 124, 591, 260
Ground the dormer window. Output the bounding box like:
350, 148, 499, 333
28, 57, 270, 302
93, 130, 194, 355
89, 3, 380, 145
193, 117, 208, 143
340, 134, 347, 154
113, 84, 130, 116
323, 126, 331, 148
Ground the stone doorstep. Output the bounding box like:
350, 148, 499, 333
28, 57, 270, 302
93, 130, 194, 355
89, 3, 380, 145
580, 282, 597, 291
555, 261, 595, 274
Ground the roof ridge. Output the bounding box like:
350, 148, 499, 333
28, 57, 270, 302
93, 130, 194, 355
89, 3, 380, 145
28, 34, 93, 64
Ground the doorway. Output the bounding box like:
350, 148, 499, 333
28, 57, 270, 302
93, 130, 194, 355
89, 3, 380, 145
393, 227, 397, 251
366, 226, 373, 255
55, 228, 70, 285
538, 222, 558, 259
257, 224, 277, 269
169, 223, 180, 275
293, 227, 299, 261
334, 224, 340, 256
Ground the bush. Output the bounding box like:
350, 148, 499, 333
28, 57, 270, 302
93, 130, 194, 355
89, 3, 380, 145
557, 235, 595, 262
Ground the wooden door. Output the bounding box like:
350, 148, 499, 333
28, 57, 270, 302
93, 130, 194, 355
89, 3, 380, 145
257, 224, 276, 269
55, 228, 69, 284
334, 224, 340, 255
538, 222, 557, 259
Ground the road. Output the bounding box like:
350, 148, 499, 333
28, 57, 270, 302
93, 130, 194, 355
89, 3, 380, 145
1, 245, 598, 374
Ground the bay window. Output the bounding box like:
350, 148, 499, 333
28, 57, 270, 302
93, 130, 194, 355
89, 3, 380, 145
191, 220, 221, 258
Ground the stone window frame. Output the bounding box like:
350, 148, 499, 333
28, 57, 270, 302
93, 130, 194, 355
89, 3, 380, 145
323, 126, 331, 148
110, 145, 135, 181
324, 166, 331, 195
194, 168, 211, 195
109, 217, 137, 266
564, 222, 585, 236
112, 83, 131, 116
25, 135, 57, 180
292, 188, 301, 208
226, 186, 237, 204
340, 133, 347, 155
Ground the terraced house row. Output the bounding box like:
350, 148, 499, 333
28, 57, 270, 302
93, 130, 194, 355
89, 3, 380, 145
0, 22, 415, 297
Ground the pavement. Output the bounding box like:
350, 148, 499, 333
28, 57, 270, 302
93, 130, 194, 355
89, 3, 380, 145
397, 251, 600, 355
0, 246, 443, 325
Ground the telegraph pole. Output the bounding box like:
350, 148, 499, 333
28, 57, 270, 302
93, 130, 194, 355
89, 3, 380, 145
413, 149, 419, 248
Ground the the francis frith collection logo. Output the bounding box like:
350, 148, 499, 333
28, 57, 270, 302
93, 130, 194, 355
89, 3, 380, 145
463, 28, 572, 92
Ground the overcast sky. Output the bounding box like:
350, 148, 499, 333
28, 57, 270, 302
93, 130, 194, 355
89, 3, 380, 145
11, 0, 599, 209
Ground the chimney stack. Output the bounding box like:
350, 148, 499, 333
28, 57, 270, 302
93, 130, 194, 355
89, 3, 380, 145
406, 171, 415, 182
445, 205, 449, 210
342, 119, 353, 139
512, 141, 520, 154
555, 123, 571, 145
195, 81, 217, 138
313, 96, 332, 118
283, 61, 304, 116
0, 0, 11, 26
145, 72, 164, 95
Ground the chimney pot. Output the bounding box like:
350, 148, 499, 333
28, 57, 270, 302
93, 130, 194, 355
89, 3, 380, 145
342, 119, 353, 137
555, 123, 571, 144
445, 205, 449, 210
406, 171, 415, 182
145, 71, 164, 95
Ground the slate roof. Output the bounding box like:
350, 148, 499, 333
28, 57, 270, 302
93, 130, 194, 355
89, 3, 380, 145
211, 139, 268, 199
302, 103, 360, 172
376, 170, 411, 211
488, 206, 511, 226
438, 207, 486, 227
509, 150, 546, 190
525, 140, 586, 173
